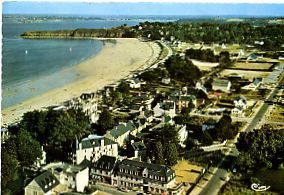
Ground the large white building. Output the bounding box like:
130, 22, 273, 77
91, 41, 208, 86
42, 162, 89, 193
75, 135, 118, 165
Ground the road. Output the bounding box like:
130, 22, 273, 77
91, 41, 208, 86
244, 85, 280, 132
190, 73, 283, 195
92, 183, 138, 195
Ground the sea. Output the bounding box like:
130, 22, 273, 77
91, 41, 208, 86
2, 15, 174, 109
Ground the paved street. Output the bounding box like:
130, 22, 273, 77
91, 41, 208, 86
190, 71, 283, 195
92, 183, 138, 195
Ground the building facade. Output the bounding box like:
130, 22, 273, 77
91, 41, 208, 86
75, 135, 118, 164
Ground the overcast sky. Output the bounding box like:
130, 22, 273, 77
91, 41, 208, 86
2, 2, 284, 16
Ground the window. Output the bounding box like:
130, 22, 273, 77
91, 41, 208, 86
33, 191, 38, 195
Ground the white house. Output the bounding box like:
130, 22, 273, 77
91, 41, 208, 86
42, 162, 89, 193
128, 78, 143, 88
75, 135, 118, 164
231, 107, 243, 115
233, 96, 247, 110
153, 101, 176, 118
176, 124, 188, 148
24, 171, 60, 195
242, 78, 262, 91
162, 77, 171, 85
232, 96, 247, 116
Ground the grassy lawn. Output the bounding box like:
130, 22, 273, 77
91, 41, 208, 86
266, 105, 284, 122
220, 69, 271, 80
191, 59, 219, 71
232, 62, 273, 70
172, 160, 204, 184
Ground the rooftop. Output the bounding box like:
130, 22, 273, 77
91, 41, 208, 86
31, 171, 60, 193
93, 155, 117, 171
212, 78, 230, 87
110, 122, 136, 138
80, 136, 117, 149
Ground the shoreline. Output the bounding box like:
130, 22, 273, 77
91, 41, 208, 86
2, 38, 160, 125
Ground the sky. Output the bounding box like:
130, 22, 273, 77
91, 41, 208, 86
2, 1, 284, 16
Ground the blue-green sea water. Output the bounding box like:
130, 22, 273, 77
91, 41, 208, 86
2, 15, 143, 109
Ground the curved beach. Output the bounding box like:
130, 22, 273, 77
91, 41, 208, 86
2, 38, 160, 125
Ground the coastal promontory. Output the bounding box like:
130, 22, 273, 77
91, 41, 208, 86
21, 27, 135, 39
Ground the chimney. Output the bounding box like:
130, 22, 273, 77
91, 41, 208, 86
134, 150, 139, 158
101, 138, 104, 146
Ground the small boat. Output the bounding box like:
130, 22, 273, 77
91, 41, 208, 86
69, 47, 72, 52
25, 50, 28, 54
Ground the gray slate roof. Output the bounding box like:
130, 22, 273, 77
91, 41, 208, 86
117, 159, 175, 183
131, 141, 147, 151
213, 78, 230, 87
81, 137, 117, 149
110, 122, 135, 138
93, 155, 117, 171
33, 171, 60, 193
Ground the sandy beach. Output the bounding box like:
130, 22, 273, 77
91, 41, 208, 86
2, 38, 160, 125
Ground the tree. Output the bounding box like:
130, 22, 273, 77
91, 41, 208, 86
20, 110, 46, 144
201, 131, 214, 146
15, 129, 42, 168
156, 124, 179, 146
165, 55, 202, 84
97, 108, 115, 135
164, 143, 179, 166
117, 81, 130, 94
236, 128, 284, 172
154, 141, 164, 165
211, 114, 234, 141
219, 51, 230, 68
1, 138, 18, 189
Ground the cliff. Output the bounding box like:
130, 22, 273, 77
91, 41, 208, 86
21, 27, 136, 39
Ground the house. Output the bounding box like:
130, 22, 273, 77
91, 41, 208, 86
1, 128, 9, 143
128, 78, 143, 88
129, 140, 147, 161
162, 77, 171, 85
24, 171, 60, 195
195, 82, 208, 95
129, 104, 144, 114
202, 119, 217, 131
168, 90, 197, 112
212, 78, 231, 93
75, 135, 118, 164
114, 159, 177, 194
43, 162, 89, 192
153, 101, 176, 118
242, 78, 262, 91
233, 96, 247, 110
151, 122, 187, 148
176, 124, 188, 148
138, 110, 154, 123
68, 92, 99, 123
91, 155, 118, 185
35, 146, 46, 167
231, 107, 243, 115
232, 96, 247, 116
105, 122, 136, 146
